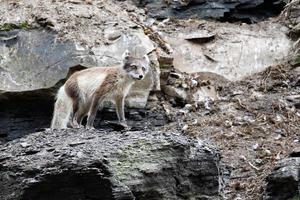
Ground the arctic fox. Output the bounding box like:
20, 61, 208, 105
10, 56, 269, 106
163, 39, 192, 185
51, 50, 150, 130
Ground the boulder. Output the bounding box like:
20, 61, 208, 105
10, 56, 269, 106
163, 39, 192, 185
159, 21, 292, 81
0, 0, 163, 108
161, 69, 225, 106
265, 150, 300, 200
0, 29, 156, 108
0, 129, 222, 200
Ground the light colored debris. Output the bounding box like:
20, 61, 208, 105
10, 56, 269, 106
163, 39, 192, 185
20, 142, 31, 148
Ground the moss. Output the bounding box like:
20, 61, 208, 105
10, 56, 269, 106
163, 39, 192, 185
19, 21, 31, 29
0, 23, 18, 31
295, 55, 300, 65
0, 21, 31, 31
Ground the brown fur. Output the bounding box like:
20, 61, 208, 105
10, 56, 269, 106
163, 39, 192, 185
85, 69, 119, 128
64, 73, 81, 127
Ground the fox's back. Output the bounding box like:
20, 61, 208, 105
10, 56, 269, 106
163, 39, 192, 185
66, 67, 119, 98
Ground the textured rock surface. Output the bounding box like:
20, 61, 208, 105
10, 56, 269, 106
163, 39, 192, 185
280, 0, 300, 66
0, 0, 160, 140
0, 0, 160, 108
265, 155, 300, 200
0, 29, 155, 107
0, 29, 156, 140
0, 129, 222, 200
136, 0, 286, 22
158, 21, 292, 81
281, 0, 300, 36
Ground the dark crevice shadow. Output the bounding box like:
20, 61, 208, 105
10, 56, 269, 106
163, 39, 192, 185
21, 168, 114, 200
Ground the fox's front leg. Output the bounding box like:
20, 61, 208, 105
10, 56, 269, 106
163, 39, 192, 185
115, 95, 127, 127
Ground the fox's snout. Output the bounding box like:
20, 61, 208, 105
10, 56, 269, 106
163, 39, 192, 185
131, 72, 144, 80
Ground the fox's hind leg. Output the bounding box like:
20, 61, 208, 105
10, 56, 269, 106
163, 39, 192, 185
86, 95, 104, 130
70, 98, 81, 128
74, 105, 86, 128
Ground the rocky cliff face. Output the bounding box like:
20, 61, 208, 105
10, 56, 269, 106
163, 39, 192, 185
0, 0, 299, 199
0, 0, 293, 138
136, 0, 287, 23
0, 129, 222, 200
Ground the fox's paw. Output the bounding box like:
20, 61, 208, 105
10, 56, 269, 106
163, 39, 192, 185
85, 126, 96, 130
73, 124, 84, 129
119, 121, 131, 131
119, 121, 128, 128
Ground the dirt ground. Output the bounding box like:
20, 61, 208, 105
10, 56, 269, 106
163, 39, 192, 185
150, 63, 300, 199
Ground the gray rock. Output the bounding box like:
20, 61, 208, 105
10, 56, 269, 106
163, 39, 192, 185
161, 22, 292, 81
162, 85, 187, 101
265, 154, 300, 200
0, 29, 156, 108
0, 28, 158, 140
0, 129, 222, 200
137, 0, 286, 23
280, 0, 300, 64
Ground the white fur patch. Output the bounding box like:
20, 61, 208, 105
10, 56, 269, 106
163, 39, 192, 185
77, 73, 107, 100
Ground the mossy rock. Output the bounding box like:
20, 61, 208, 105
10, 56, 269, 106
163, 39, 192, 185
0, 21, 31, 31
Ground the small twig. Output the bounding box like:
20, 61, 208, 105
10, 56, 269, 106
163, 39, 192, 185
236, 98, 247, 109
248, 161, 260, 171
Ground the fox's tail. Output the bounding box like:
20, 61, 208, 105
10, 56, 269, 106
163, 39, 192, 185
51, 86, 72, 129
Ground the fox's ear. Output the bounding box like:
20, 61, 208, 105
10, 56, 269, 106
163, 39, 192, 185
143, 54, 150, 64
122, 50, 131, 61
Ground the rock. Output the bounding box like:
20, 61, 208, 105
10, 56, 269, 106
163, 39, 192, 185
161, 69, 224, 106
104, 28, 122, 41
281, 0, 300, 32
20, 142, 31, 148
0, 29, 155, 108
286, 95, 300, 109
157, 49, 174, 69
290, 147, 300, 157
281, 0, 300, 64
0, 1, 163, 140
0, 0, 163, 112
137, 0, 286, 23
181, 124, 189, 132
0, 129, 222, 200
265, 153, 300, 199
184, 31, 215, 44
160, 21, 292, 81
162, 85, 188, 101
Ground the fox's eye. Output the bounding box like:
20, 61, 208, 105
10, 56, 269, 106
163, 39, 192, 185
142, 67, 146, 71
131, 65, 137, 69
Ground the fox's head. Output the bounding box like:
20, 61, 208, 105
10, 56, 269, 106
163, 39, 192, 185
122, 50, 150, 80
